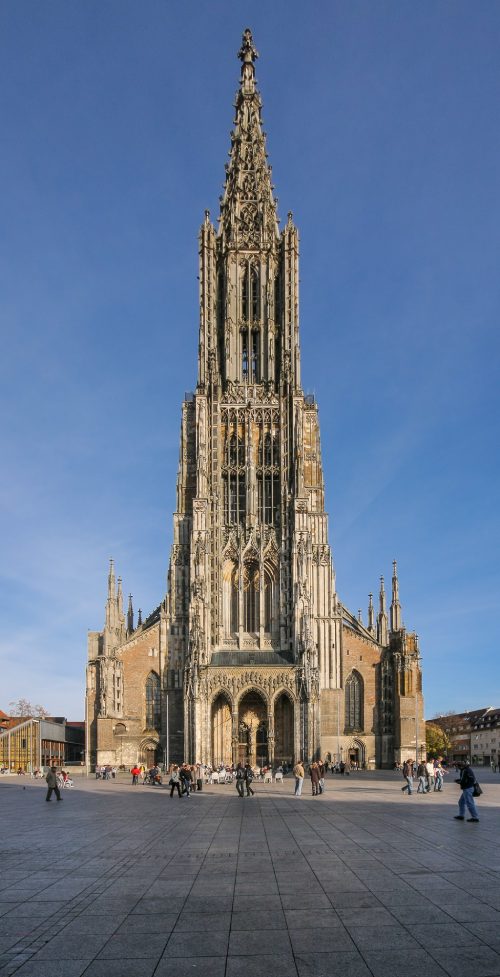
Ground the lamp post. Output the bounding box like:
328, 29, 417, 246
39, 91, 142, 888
164, 693, 169, 774
337, 687, 341, 764
414, 648, 422, 767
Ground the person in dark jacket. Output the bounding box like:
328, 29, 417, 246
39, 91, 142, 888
180, 763, 192, 796
309, 762, 320, 796
235, 763, 245, 797
244, 763, 254, 796
401, 758, 414, 794
417, 762, 427, 793
45, 766, 62, 802
454, 762, 480, 822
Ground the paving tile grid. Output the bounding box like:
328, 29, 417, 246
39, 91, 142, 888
0, 770, 499, 977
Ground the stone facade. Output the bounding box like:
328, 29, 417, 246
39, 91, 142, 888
86, 30, 424, 771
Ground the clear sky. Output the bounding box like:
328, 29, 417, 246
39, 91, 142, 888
1, 2, 499, 721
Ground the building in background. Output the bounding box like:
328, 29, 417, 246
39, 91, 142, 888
86, 30, 424, 773
471, 708, 500, 767
0, 715, 85, 772
428, 708, 497, 764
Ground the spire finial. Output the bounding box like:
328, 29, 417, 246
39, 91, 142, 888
367, 593, 375, 633
107, 558, 116, 598
238, 28, 258, 65
238, 28, 258, 94
390, 559, 402, 632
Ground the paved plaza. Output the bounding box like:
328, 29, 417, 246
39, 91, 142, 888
0, 770, 499, 977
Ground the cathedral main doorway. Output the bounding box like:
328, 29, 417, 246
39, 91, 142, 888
238, 690, 268, 767
211, 693, 232, 768
274, 693, 294, 766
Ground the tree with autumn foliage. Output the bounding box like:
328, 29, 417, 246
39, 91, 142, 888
426, 722, 451, 757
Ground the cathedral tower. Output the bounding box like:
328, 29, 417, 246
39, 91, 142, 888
86, 30, 423, 771
167, 29, 340, 766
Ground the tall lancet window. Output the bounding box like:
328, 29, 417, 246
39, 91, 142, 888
224, 430, 246, 525
241, 331, 249, 380
251, 331, 260, 381
145, 672, 161, 730
243, 562, 260, 633
263, 566, 275, 633
242, 267, 249, 321
251, 266, 259, 320
345, 671, 363, 732
242, 265, 260, 322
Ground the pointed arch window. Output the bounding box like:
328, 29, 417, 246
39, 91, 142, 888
251, 266, 259, 320
241, 330, 249, 380
145, 672, 161, 730
241, 265, 260, 323
228, 433, 245, 467
345, 671, 363, 732
242, 268, 249, 322
243, 561, 260, 633
263, 566, 275, 633
251, 330, 260, 381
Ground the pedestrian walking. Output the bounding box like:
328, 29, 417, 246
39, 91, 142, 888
416, 761, 427, 793
235, 763, 245, 797
180, 763, 192, 796
244, 763, 255, 796
293, 760, 304, 796
131, 765, 140, 785
45, 766, 62, 802
169, 765, 182, 798
425, 759, 435, 792
454, 761, 480, 822
401, 758, 414, 795
434, 761, 446, 792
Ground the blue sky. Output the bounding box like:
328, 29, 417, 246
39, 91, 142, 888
1, 2, 499, 720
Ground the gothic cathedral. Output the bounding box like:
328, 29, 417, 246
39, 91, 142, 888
86, 30, 424, 772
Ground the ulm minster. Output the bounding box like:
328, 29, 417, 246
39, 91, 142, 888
86, 30, 423, 772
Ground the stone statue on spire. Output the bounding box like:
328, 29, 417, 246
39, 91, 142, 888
238, 28, 258, 94
238, 28, 258, 65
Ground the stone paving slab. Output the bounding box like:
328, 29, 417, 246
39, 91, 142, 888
0, 769, 499, 977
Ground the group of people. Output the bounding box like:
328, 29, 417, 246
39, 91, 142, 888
292, 759, 330, 796
95, 764, 118, 780
168, 763, 198, 797
401, 757, 481, 822
234, 763, 255, 796
401, 757, 447, 794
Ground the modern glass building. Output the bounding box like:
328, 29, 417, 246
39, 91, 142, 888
0, 718, 84, 773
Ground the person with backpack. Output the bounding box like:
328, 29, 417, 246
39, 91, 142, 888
235, 763, 245, 797
454, 761, 480, 822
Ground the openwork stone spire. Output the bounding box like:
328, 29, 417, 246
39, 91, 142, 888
219, 28, 279, 249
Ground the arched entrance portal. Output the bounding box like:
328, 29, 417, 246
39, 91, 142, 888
238, 691, 268, 767
140, 739, 160, 768
274, 693, 294, 766
212, 693, 232, 767
349, 738, 366, 769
